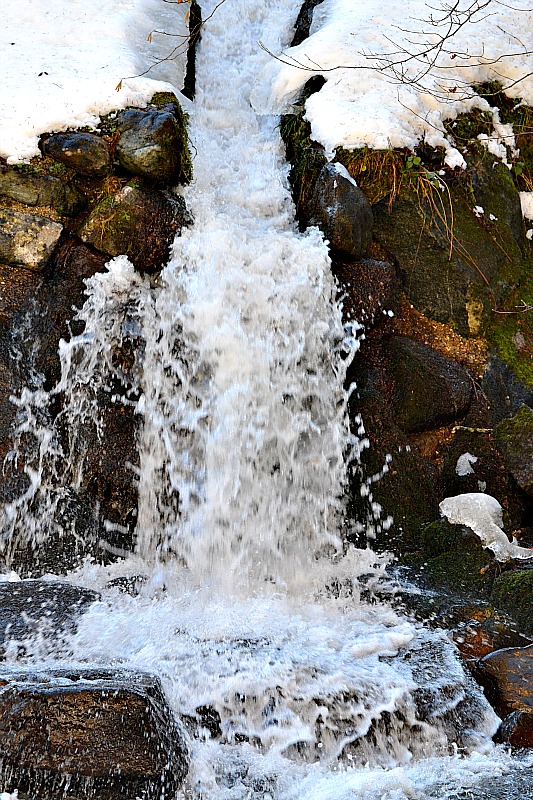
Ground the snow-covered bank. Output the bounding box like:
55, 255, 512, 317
0, 0, 189, 163
252, 0, 533, 167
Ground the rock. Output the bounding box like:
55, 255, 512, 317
493, 405, 533, 497
115, 106, 191, 184
41, 133, 112, 178
0, 169, 85, 216
474, 644, 533, 745
0, 581, 99, 657
481, 355, 533, 425
0, 668, 188, 799
491, 570, 533, 637
78, 184, 183, 272
291, 0, 325, 46
332, 257, 401, 328
308, 162, 373, 258
0, 262, 41, 324
386, 336, 472, 433
0, 208, 62, 271
372, 148, 527, 335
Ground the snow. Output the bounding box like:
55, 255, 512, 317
251, 0, 533, 166
455, 452, 477, 476
520, 191, 533, 221
439, 493, 533, 561
0, 0, 189, 163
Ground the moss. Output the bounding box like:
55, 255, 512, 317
149, 91, 181, 109
491, 570, 533, 636
420, 520, 464, 559
335, 147, 407, 206
280, 112, 326, 225
408, 533, 497, 598
488, 286, 533, 386
444, 109, 493, 146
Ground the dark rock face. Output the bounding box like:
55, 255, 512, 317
0, 170, 85, 216
41, 133, 112, 178
491, 570, 533, 637
386, 336, 472, 433
116, 107, 190, 184
493, 405, 533, 497
291, 0, 324, 46
474, 644, 533, 745
0, 668, 188, 799
308, 162, 373, 258
332, 257, 401, 329
0, 208, 62, 270
78, 184, 183, 272
0, 580, 99, 656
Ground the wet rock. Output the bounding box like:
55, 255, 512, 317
332, 257, 401, 329
308, 162, 373, 258
291, 0, 325, 46
115, 106, 191, 184
0, 262, 42, 324
493, 405, 533, 497
41, 132, 112, 178
372, 149, 527, 334
481, 355, 533, 424
0, 580, 99, 657
78, 184, 183, 272
491, 570, 533, 637
0, 668, 188, 799
386, 336, 472, 433
0, 208, 62, 271
474, 644, 533, 745
0, 169, 85, 216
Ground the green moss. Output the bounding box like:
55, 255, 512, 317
488, 285, 533, 386
491, 570, 533, 636
335, 147, 407, 205
149, 91, 181, 108
444, 109, 493, 145
414, 535, 497, 597
280, 112, 326, 224
420, 520, 464, 559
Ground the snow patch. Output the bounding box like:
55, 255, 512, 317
455, 453, 477, 476
520, 192, 533, 221
439, 493, 533, 561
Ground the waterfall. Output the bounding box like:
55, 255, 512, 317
0, 0, 527, 797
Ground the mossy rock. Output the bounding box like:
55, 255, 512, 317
373, 146, 527, 336
491, 570, 533, 636
404, 522, 498, 598
493, 405, 533, 497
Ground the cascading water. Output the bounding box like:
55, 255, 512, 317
1, 0, 532, 797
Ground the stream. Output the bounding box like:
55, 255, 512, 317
2, 0, 533, 797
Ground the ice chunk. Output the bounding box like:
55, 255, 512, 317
455, 452, 477, 476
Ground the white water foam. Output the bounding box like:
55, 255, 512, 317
0, 0, 529, 798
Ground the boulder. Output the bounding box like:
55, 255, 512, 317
78, 184, 183, 272
386, 336, 472, 433
0, 668, 188, 799
115, 106, 191, 184
0, 169, 85, 216
493, 405, 533, 497
41, 133, 112, 178
0, 262, 41, 324
0, 580, 99, 657
308, 162, 373, 258
0, 209, 62, 271
474, 644, 533, 745
491, 570, 533, 637
332, 257, 401, 329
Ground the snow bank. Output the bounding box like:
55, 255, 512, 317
0, 0, 189, 163
439, 493, 533, 561
252, 0, 533, 166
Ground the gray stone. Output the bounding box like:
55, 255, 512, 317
0, 668, 188, 799
0, 208, 62, 270
78, 184, 183, 271
309, 162, 373, 258
115, 107, 189, 184
41, 132, 112, 177
0, 170, 85, 216
0, 580, 99, 657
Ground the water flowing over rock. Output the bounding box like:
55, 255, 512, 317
0, 668, 188, 799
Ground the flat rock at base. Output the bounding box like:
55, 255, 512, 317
0, 581, 99, 657
41, 133, 112, 178
474, 644, 533, 745
78, 184, 182, 272
493, 405, 533, 497
309, 162, 373, 258
0, 668, 188, 799
0, 209, 62, 271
